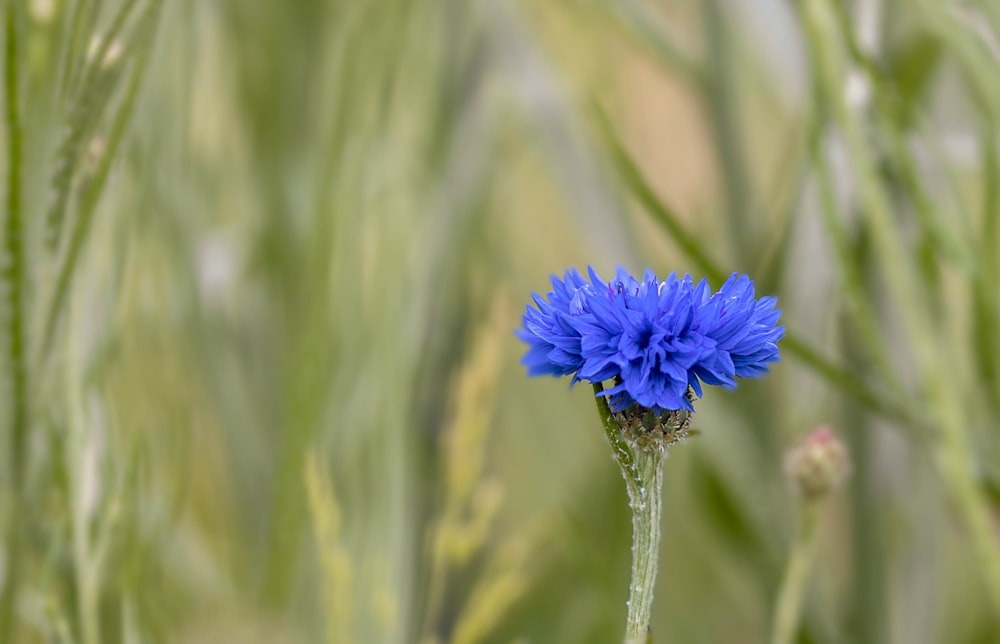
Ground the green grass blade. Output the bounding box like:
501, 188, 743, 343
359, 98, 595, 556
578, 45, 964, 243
40, 4, 160, 363
45, 0, 140, 253
595, 107, 726, 285
972, 119, 1000, 411
0, 4, 28, 639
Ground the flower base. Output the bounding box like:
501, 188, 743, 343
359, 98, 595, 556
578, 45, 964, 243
594, 382, 694, 644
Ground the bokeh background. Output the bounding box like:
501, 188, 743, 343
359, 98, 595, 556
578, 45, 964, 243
2, 0, 1000, 642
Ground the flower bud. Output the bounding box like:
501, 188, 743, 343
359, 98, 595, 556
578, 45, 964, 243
785, 426, 849, 501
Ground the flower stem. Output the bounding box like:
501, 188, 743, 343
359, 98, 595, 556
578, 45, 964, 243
624, 446, 665, 644
771, 503, 821, 644
593, 384, 666, 644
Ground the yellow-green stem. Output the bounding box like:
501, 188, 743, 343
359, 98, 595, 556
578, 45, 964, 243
771, 503, 821, 644
932, 431, 1000, 611
0, 4, 26, 640
624, 446, 665, 644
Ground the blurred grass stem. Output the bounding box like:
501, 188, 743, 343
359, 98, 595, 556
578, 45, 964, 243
41, 20, 154, 362
0, 3, 26, 640
770, 503, 820, 644
700, 0, 754, 266
597, 110, 920, 430
799, 0, 1000, 613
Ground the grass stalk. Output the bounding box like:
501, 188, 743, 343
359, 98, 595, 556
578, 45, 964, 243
799, 0, 1000, 614
842, 316, 887, 644
58, 0, 104, 99
597, 114, 920, 430
0, 3, 27, 639
973, 119, 1000, 411
809, 134, 908, 402
40, 11, 156, 362
813, 123, 903, 396
770, 503, 820, 644
699, 0, 754, 267
931, 428, 1000, 611
45, 0, 140, 253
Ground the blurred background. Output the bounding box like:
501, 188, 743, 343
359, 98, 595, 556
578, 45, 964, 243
1, 0, 1000, 642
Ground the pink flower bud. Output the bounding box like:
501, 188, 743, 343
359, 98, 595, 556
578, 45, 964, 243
785, 426, 850, 500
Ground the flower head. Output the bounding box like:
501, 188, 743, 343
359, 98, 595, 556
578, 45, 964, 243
515, 268, 594, 377
518, 266, 784, 412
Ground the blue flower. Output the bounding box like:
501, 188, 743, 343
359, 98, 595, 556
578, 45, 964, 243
692, 273, 783, 379
518, 267, 784, 412
515, 268, 595, 377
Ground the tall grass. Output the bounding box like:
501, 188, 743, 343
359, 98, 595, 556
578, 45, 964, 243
0, 0, 998, 642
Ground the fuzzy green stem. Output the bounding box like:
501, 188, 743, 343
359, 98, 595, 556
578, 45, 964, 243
593, 384, 666, 644
624, 446, 664, 644
771, 503, 821, 644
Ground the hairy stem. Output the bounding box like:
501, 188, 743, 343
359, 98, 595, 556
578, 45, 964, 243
593, 384, 667, 644
624, 446, 665, 644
